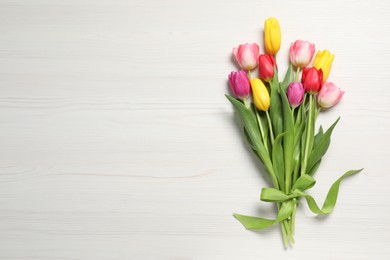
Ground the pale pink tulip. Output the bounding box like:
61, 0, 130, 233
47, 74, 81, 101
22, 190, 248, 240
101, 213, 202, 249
317, 82, 344, 108
233, 43, 260, 71
290, 40, 315, 68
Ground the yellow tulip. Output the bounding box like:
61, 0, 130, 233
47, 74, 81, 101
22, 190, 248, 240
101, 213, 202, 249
264, 17, 281, 55
313, 50, 335, 82
250, 78, 270, 111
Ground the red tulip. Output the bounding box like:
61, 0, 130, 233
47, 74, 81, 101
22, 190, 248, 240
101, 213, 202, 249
301, 67, 323, 94
259, 54, 278, 82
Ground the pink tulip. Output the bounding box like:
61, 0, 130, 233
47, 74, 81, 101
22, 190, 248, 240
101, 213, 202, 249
228, 70, 251, 99
233, 43, 260, 71
317, 82, 344, 108
290, 40, 315, 68
287, 82, 305, 108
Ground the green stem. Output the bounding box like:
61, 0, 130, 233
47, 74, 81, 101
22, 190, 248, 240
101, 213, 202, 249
276, 202, 289, 248
315, 106, 321, 120
275, 200, 294, 247
247, 70, 252, 80
281, 221, 289, 248
291, 107, 296, 121
242, 98, 248, 108
291, 200, 298, 236
301, 94, 314, 175
292, 152, 300, 184
295, 67, 300, 82
256, 111, 269, 154
265, 110, 275, 145
284, 220, 292, 245
285, 175, 290, 195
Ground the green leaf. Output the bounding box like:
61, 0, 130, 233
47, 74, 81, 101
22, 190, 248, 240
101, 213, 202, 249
294, 169, 363, 214
233, 213, 275, 230
226, 95, 261, 151
301, 94, 316, 175
226, 95, 278, 188
281, 63, 294, 91
307, 159, 321, 176
301, 126, 307, 171
294, 100, 306, 146
272, 133, 285, 192
307, 118, 340, 172
244, 128, 265, 165
294, 94, 306, 129
314, 126, 324, 147
291, 100, 305, 185
292, 143, 301, 183
279, 86, 294, 192
307, 95, 316, 156
270, 67, 283, 137
226, 95, 261, 144
260, 188, 289, 202
299, 97, 308, 176
244, 127, 255, 150
255, 107, 270, 155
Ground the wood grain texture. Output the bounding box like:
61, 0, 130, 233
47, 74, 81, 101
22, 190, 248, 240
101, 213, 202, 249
0, 0, 389, 259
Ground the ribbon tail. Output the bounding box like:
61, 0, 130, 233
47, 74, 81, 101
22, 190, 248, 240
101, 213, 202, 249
233, 200, 296, 230
233, 213, 276, 230
295, 169, 363, 214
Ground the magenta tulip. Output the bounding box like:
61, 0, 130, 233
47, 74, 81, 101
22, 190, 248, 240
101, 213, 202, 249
287, 82, 305, 108
290, 40, 315, 68
317, 82, 344, 108
228, 70, 251, 99
233, 43, 260, 71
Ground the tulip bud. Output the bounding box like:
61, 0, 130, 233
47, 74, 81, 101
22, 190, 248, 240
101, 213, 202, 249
313, 50, 335, 82
250, 78, 270, 111
259, 54, 278, 82
317, 82, 344, 108
301, 67, 323, 94
228, 70, 251, 99
264, 17, 281, 55
287, 82, 305, 108
232, 43, 260, 71
289, 40, 315, 68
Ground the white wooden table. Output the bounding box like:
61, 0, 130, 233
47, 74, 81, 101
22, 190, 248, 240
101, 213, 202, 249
0, 0, 389, 259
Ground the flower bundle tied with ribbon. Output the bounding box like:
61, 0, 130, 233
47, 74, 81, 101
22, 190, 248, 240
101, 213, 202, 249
226, 17, 362, 247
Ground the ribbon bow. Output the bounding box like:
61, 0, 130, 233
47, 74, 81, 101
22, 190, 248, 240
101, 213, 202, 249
233, 169, 362, 230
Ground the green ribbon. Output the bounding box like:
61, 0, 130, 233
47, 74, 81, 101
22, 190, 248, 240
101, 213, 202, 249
234, 169, 362, 230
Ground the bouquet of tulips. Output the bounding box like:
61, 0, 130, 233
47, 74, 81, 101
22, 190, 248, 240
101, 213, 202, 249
226, 17, 362, 247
